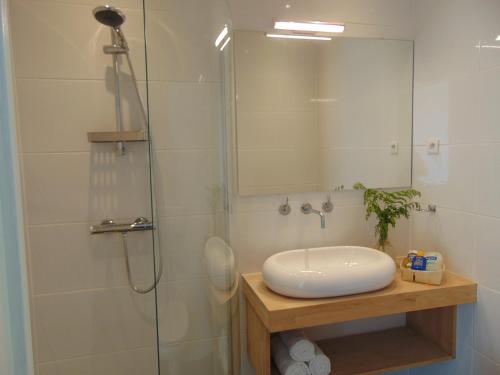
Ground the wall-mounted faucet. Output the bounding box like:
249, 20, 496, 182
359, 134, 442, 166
301, 203, 326, 229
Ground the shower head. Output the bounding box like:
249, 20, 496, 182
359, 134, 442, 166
93, 5, 128, 51
93, 5, 126, 28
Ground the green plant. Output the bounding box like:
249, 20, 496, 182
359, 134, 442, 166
353, 182, 421, 251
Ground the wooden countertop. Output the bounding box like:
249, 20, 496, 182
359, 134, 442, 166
242, 271, 477, 332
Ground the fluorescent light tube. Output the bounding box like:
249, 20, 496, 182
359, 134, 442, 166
266, 33, 332, 41
215, 25, 229, 47
220, 37, 231, 51
274, 21, 344, 33
496, 35, 500, 41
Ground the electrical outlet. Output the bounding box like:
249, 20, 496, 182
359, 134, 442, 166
390, 141, 399, 155
427, 138, 440, 155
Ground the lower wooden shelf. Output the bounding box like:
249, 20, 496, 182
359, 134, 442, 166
243, 271, 476, 375
317, 326, 453, 375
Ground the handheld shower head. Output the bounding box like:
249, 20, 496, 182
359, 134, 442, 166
93, 5, 128, 51
93, 5, 126, 28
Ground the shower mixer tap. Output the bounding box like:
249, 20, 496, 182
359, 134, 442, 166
90, 217, 154, 234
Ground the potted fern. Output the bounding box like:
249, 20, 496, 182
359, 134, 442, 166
353, 182, 421, 252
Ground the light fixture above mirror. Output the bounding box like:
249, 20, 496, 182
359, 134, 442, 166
266, 33, 331, 41
274, 21, 345, 33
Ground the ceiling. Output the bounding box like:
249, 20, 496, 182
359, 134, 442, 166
226, 0, 415, 39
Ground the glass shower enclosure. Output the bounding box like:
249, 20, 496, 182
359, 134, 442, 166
143, 0, 236, 373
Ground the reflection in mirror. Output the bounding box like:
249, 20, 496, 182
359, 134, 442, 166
232, 31, 413, 196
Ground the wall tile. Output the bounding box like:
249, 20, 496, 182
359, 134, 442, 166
34, 287, 156, 362
474, 286, 500, 364
17, 79, 147, 153
477, 0, 500, 70
37, 347, 157, 375
478, 68, 500, 144
156, 279, 228, 343
474, 216, 500, 292
410, 207, 476, 279
28, 223, 155, 294
148, 81, 220, 150
10, 0, 146, 80
472, 351, 500, 375
27, 0, 143, 10
158, 214, 216, 281
413, 145, 477, 213
231, 204, 380, 274
145, 7, 221, 82
153, 149, 220, 217
23, 147, 151, 224
159, 336, 229, 375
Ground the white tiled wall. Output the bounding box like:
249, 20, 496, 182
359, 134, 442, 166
409, 0, 500, 374
8, 0, 161, 371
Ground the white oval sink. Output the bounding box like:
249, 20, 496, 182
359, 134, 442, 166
262, 246, 396, 298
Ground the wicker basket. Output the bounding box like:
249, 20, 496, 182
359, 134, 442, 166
396, 257, 445, 286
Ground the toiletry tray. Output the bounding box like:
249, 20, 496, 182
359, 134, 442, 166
398, 257, 445, 286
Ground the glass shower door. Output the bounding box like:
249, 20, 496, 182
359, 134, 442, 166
143, 0, 235, 373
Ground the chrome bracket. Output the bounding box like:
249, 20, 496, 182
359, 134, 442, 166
416, 204, 437, 213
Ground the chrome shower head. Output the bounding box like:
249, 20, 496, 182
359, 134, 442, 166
93, 5, 126, 28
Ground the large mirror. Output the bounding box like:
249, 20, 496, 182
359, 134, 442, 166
232, 31, 413, 196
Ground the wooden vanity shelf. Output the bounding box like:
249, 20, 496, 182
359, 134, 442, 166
242, 272, 476, 375
87, 130, 147, 143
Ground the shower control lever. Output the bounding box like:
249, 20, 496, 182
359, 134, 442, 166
90, 217, 154, 234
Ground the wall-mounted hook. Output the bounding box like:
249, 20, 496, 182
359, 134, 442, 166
416, 204, 437, 213
322, 194, 334, 213
279, 197, 292, 216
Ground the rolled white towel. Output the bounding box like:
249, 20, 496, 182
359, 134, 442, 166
271, 336, 311, 375
307, 345, 331, 375
280, 330, 315, 362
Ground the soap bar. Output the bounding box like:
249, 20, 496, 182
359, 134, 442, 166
411, 255, 427, 271
425, 252, 443, 272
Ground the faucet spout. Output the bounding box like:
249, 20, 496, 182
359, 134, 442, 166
301, 203, 326, 229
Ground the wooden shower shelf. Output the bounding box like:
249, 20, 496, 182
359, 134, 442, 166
87, 130, 147, 143
242, 271, 476, 375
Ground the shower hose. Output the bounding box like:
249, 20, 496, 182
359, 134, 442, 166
121, 232, 163, 294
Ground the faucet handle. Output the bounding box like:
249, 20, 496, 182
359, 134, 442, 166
301, 203, 311, 214
279, 197, 292, 216
322, 194, 334, 213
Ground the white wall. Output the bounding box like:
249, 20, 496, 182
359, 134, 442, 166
410, 0, 500, 374
8, 0, 159, 373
